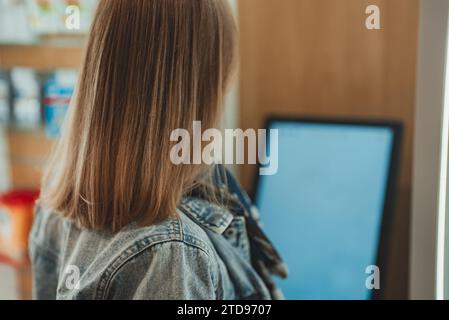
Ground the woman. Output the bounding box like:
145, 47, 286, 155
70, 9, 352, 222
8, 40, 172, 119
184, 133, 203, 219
30, 0, 286, 300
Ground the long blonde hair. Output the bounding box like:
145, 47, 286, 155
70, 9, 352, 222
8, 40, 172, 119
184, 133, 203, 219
41, 0, 238, 232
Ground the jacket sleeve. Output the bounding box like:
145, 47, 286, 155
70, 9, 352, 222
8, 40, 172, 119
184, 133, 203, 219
105, 241, 218, 300
29, 206, 61, 300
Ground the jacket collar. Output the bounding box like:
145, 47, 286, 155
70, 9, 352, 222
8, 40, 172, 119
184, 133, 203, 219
178, 197, 234, 234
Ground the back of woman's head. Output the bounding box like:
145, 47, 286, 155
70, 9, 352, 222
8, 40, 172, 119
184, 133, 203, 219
41, 0, 238, 232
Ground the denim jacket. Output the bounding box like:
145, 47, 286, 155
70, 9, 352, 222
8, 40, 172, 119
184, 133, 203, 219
29, 170, 287, 300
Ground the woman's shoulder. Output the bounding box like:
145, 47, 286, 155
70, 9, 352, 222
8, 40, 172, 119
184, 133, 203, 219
29, 204, 67, 259
115, 196, 228, 256
100, 197, 236, 299
30, 199, 230, 299
95, 206, 224, 299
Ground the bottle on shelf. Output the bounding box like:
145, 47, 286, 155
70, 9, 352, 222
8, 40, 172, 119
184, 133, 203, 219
43, 69, 78, 138
0, 71, 10, 126
11, 68, 42, 130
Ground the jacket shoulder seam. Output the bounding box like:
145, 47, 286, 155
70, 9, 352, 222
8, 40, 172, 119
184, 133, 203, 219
96, 217, 214, 299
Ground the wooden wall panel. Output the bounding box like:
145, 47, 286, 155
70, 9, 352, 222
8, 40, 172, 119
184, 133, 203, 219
238, 0, 419, 299
0, 45, 83, 71
7, 130, 54, 189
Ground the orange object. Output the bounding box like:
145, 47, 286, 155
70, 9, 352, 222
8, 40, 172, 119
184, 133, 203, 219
0, 191, 39, 259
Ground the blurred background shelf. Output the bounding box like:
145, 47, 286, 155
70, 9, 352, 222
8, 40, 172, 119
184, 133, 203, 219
7, 128, 54, 189
0, 38, 83, 189
0, 43, 84, 70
